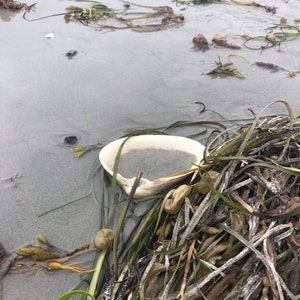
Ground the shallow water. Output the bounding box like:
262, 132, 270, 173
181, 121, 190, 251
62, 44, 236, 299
1, 0, 300, 298
118, 149, 197, 180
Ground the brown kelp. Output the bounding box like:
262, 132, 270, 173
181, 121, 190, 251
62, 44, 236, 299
8, 234, 96, 275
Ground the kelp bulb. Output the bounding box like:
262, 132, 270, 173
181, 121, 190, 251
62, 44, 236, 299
93, 229, 115, 250
164, 184, 192, 215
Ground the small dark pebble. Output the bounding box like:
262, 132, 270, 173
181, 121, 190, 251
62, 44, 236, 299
64, 136, 78, 145
66, 50, 78, 59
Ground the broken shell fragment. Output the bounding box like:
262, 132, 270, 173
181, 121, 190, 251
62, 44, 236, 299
45, 33, 55, 39
164, 184, 192, 215
93, 229, 115, 251
197, 170, 219, 194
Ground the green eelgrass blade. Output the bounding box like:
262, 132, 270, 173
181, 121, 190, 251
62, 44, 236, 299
200, 174, 251, 216
56, 290, 96, 300
113, 172, 143, 279
88, 250, 107, 299
110, 137, 129, 206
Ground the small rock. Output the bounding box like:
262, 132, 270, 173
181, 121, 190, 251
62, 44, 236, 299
66, 50, 78, 59
63, 136, 78, 145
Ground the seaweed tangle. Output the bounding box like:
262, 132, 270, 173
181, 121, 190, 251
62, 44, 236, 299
23, 0, 184, 32
61, 101, 300, 300
0, 0, 27, 9
206, 55, 246, 78
4, 102, 300, 300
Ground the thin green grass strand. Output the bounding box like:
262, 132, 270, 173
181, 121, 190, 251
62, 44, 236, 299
56, 290, 96, 300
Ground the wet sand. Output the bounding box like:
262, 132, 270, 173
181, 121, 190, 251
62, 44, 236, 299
1, 0, 300, 298
118, 149, 197, 180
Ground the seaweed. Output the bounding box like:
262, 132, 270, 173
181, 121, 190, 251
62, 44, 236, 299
230, 0, 277, 14
253, 61, 281, 72
80, 101, 300, 299
212, 34, 241, 49
6, 235, 96, 275
0, 0, 27, 9
206, 55, 246, 78
243, 24, 300, 51
23, 0, 184, 32
4, 103, 300, 300
192, 33, 210, 51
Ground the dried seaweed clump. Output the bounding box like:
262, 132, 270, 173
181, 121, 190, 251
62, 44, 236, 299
206, 56, 245, 78
192, 33, 209, 50
62, 3, 184, 31
212, 33, 241, 49
0, 0, 27, 9
253, 61, 281, 72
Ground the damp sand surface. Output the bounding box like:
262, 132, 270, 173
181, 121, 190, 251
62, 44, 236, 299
1, 0, 300, 299
118, 149, 197, 180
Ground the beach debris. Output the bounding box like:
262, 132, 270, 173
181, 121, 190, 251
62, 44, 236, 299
8, 234, 96, 275
8, 102, 300, 300
251, 61, 300, 77
73, 142, 102, 157
0, 243, 18, 281
196, 170, 219, 194
83, 102, 300, 300
230, 0, 277, 14
164, 184, 192, 214
65, 2, 184, 31
243, 24, 300, 51
253, 61, 281, 72
192, 33, 209, 51
93, 229, 115, 250
206, 56, 245, 78
287, 71, 297, 78
212, 33, 241, 49
66, 49, 78, 59
23, 1, 184, 31
173, 0, 222, 4
45, 33, 55, 39
0, 0, 27, 9
63, 135, 78, 145
99, 135, 204, 198
280, 17, 287, 26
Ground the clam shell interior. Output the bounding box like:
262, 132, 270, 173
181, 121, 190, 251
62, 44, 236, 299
99, 135, 205, 198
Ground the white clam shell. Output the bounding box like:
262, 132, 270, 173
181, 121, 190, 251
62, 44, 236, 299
99, 135, 205, 198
